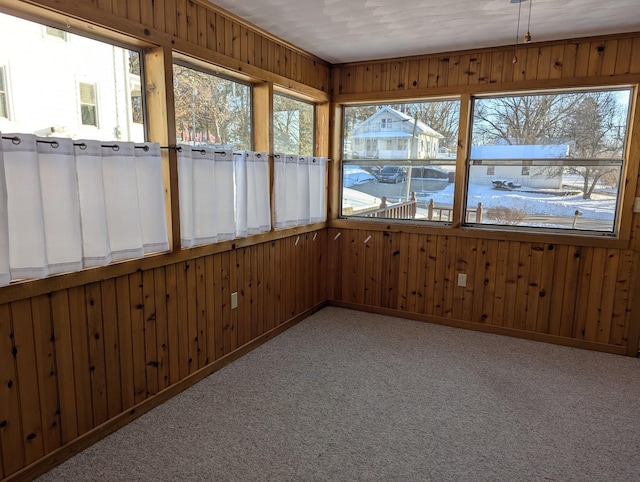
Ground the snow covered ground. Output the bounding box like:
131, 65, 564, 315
422, 183, 615, 221
342, 167, 617, 230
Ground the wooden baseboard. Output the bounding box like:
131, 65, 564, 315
328, 300, 628, 356
5, 302, 327, 482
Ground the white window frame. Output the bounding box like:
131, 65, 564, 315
78, 82, 99, 128
0, 66, 8, 119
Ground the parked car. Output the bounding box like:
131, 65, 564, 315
377, 166, 408, 183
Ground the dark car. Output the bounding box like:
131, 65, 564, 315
377, 166, 408, 183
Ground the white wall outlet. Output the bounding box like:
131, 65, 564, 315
457, 273, 467, 287
231, 291, 238, 309
634, 197, 640, 213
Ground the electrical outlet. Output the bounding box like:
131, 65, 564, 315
457, 273, 467, 287
634, 197, 640, 213
231, 291, 238, 309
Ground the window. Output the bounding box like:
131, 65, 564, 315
0, 13, 165, 286
341, 100, 460, 221
0, 66, 8, 118
273, 93, 314, 156
45, 26, 67, 40
173, 63, 252, 149
0, 11, 144, 141
486, 166, 495, 176
468, 88, 632, 234
173, 61, 272, 247
79, 82, 98, 127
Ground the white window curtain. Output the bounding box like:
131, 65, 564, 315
0, 145, 9, 287
0, 133, 169, 287
135, 143, 171, 254
274, 153, 327, 228
296, 156, 311, 225
235, 150, 271, 237
309, 156, 327, 223
178, 146, 236, 248
274, 153, 300, 228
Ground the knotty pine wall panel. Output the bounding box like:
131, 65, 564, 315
0, 234, 326, 480
333, 33, 640, 97
327, 228, 637, 353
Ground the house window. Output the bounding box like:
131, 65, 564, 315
342, 100, 460, 221
0, 66, 8, 118
131, 93, 143, 124
386, 139, 392, 150
468, 88, 632, 234
173, 63, 251, 149
273, 93, 314, 156
0, 11, 144, 141
45, 26, 67, 40
79, 83, 98, 127
486, 166, 495, 176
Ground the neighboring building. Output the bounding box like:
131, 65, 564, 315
350, 106, 443, 159
0, 12, 143, 141
469, 144, 570, 189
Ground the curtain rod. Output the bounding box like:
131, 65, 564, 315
0, 137, 330, 160
160, 146, 330, 160
1, 135, 151, 151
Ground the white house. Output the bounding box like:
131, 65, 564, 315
469, 144, 570, 189
0, 12, 143, 141
350, 106, 443, 159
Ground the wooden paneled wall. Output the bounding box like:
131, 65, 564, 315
0, 233, 327, 480
327, 228, 637, 354
329, 32, 640, 356
333, 33, 640, 98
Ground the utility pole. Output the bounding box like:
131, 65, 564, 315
405, 111, 418, 201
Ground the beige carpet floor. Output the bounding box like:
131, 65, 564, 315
38, 307, 640, 481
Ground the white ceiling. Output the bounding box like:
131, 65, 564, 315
208, 0, 640, 64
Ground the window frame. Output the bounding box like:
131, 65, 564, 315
340, 97, 461, 224
44, 25, 67, 41
0, 65, 8, 119
465, 86, 634, 238
272, 90, 316, 156
172, 59, 254, 150
78, 81, 99, 127
335, 84, 638, 247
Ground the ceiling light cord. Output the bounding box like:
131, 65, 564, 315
513, 0, 522, 64
525, 0, 533, 43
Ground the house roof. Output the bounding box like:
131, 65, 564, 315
354, 106, 444, 139
470, 144, 570, 159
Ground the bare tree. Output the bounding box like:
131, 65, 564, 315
473, 90, 629, 199
273, 94, 314, 155
405, 101, 459, 152
173, 65, 251, 149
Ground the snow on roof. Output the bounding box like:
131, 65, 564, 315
470, 144, 570, 159
355, 106, 444, 138
352, 131, 412, 139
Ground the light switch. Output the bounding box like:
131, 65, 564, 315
231, 291, 238, 309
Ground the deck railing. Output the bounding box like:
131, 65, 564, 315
361, 193, 417, 219
427, 199, 483, 223
358, 195, 483, 222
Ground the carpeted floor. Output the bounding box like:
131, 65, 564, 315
38, 307, 640, 481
